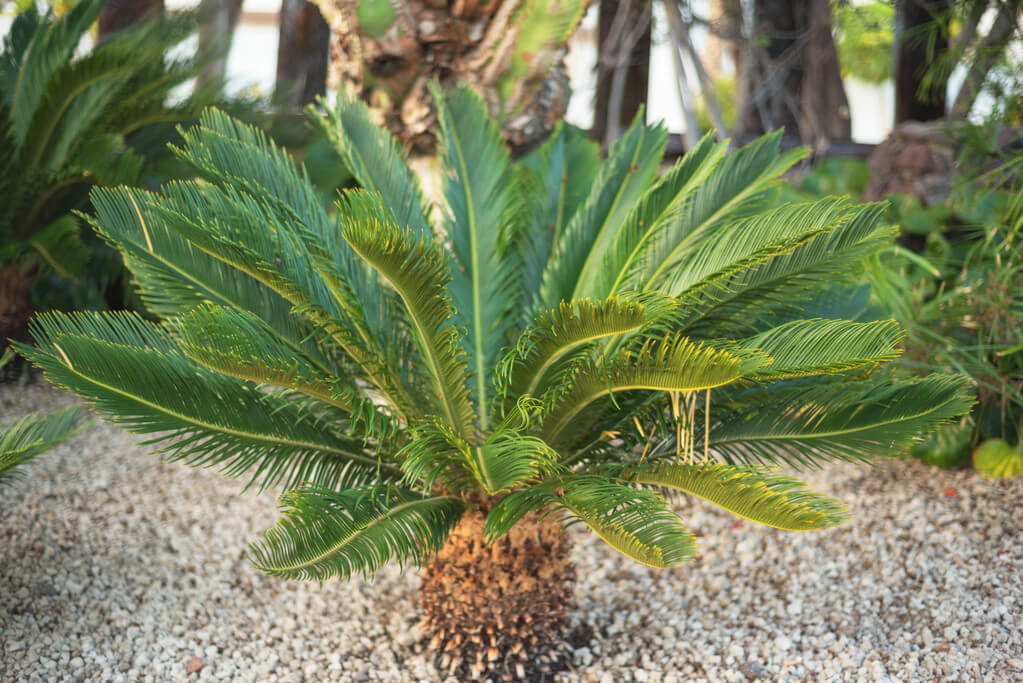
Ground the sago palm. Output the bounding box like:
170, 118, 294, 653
0, 0, 219, 345
19, 87, 972, 680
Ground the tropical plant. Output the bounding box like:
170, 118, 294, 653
310, 0, 588, 152
0, 403, 91, 487
870, 149, 1022, 473
18, 87, 972, 679
0, 0, 222, 347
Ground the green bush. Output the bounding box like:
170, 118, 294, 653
19, 86, 971, 669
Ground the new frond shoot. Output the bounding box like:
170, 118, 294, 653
25, 83, 973, 676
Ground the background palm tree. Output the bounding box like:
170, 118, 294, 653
0, 0, 222, 353
19, 88, 971, 679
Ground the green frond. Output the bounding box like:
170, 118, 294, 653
313, 92, 432, 239
5, 0, 103, 145
742, 318, 905, 379
398, 418, 479, 493
541, 335, 770, 443
496, 294, 677, 414
624, 461, 850, 531
675, 203, 895, 336
708, 374, 976, 467
171, 108, 329, 238
660, 197, 856, 296
516, 122, 601, 309
87, 187, 311, 345
589, 133, 728, 299
637, 133, 808, 292
17, 311, 396, 492
432, 83, 519, 427
341, 191, 475, 435
250, 485, 465, 581
485, 475, 696, 567
475, 429, 561, 495
170, 304, 368, 416
540, 112, 667, 307
17, 49, 134, 171
0, 404, 91, 486
399, 412, 560, 495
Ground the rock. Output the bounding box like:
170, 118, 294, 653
35, 582, 59, 597
186, 656, 204, 674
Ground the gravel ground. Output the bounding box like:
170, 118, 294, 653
2, 381, 1021, 683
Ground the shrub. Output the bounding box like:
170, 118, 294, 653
19, 87, 972, 679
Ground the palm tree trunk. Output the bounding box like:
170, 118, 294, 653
276, 0, 331, 108
98, 0, 164, 37
0, 264, 35, 365
420, 509, 576, 681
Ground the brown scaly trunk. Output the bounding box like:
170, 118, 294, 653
310, 0, 577, 154
420, 510, 576, 681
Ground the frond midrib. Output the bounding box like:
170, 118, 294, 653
570, 126, 649, 300
709, 395, 967, 446
257, 495, 459, 573
43, 338, 394, 472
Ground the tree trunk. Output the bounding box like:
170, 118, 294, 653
950, 0, 1022, 117
592, 0, 652, 146
197, 0, 244, 88
894, 0, 951, 123
419, 510, 576, 681
98, 0, 164, 37
739, 0, 850, 147
801, 0, 850, 144
275, 0, 331, 109
0, 264, 36, 358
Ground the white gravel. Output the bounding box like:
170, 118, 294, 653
2, 381, 1022, 682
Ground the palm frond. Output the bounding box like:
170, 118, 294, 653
0, 404, 91, 486
589, 133, 728, 299
342, 191, 475, 435
171, 108, 330, 237
541, 335, 769, 443
708, 374, 976, 467
17, 311, 395, 491
87, 186, 304, 336
170, 304, 368, 416
485, 475, 696, 567
250, 485, 465, 580
660, 197, 856, 295
540, 112, 667, 307
496, 294, 676, 414
635, 132, 807, 291
314, 92, 432, 238
674, 203, 895, 336
516, 122, 601, 310
623, 461, 849, 531
6, 0, 103, 145
742, 318, 905, 379
432, 83, 519, 427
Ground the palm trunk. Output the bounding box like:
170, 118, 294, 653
420, 510, 576, 681
0, 264, 36, 380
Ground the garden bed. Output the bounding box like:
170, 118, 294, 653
2, 382, 1021, 682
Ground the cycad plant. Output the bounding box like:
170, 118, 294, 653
19, 87, 971, 680
0, 0, 219, 345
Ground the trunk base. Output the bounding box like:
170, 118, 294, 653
419, 510, 576, 681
